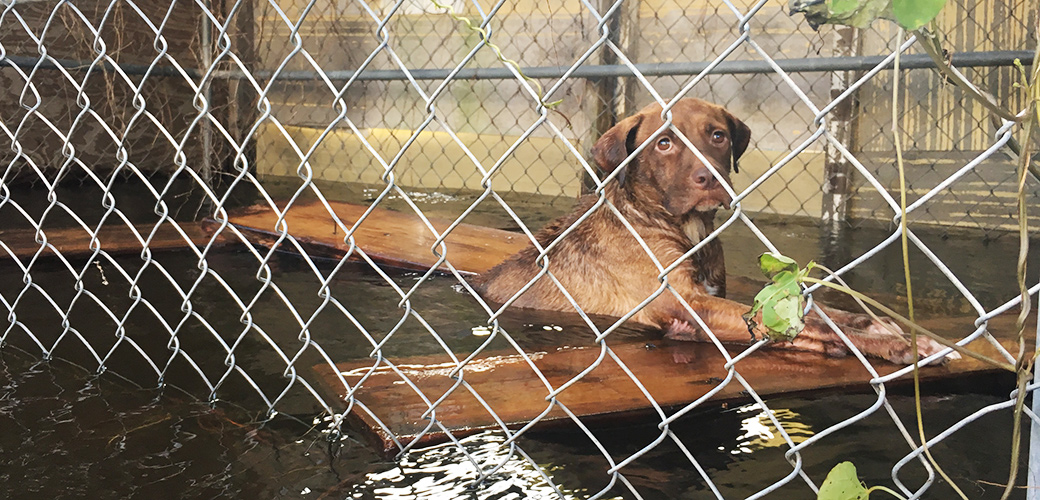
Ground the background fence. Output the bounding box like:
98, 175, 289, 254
2, 0, 1037, 232
1, 0, 1039, 498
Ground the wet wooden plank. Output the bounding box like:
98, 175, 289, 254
222, 201, 528, 274
314, 324, 1022, 456
220, 200, 772, 298
1, 222, 230, 259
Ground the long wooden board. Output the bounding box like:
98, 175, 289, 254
222, 201, 1028, 456
314, 333, 1016, 456
2, 222, 230, 259
220, 200, 528, 274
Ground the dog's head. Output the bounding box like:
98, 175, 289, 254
590, 98, 750, 217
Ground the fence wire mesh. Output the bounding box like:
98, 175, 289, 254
1, 0, 1039, 498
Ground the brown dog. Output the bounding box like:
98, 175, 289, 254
475, 98, 949, 364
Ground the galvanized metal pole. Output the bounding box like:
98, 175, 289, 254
3, 50, 1031, 80
821, 25, 860, 230
200, 0, 215, 193
583, 0, 639, 195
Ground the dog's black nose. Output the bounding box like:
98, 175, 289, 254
692, 167, 717, 189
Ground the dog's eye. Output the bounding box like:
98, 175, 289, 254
656, 137, 672, 151
711, 130, 727, 144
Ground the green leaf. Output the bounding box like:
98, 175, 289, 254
774, 295, 806, 339
758, 253, 799, 279
818, 462, 869, 500
830, 0, 864, 17
788, 0, 896, 29
771, 270, 801, 292
761, 292, 805, 341
747, 256, 808, 341
752, 281, 782, 305
891, 0, 946, 29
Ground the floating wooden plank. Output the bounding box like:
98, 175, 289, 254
221, 200, 770, 296
314, 329, 1019, 456
1, 222, 230, 259
222, 201, 528, 274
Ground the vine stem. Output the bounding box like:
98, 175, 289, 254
912, 27, 1020, 122
912, 25, 1040, 182
999, 13, 1040, 498
430, 0, 562, 110
890, 30, 969, 498
866, 484, 909, 499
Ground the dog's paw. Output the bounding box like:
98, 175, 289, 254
808, 312, 960, 365
861, 317, 960, 365
663, 319, 704, 342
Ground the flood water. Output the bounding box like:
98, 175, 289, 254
1, 185, 1037, 498
0, 344, 1025, 499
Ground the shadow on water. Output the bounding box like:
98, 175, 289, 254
1, 183, 1037, 498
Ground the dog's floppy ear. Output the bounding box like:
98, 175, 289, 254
591, 113, 643, 183
725, 112, 751, 174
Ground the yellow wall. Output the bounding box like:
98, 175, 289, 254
257, 124, 585, 197
257, 124, 824, 217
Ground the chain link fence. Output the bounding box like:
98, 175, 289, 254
1, 0, 1039, 498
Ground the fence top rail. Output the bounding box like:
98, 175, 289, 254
2, 50, 1032, 81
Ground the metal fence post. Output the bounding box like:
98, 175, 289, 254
821, 25, 860, 229
583, 0, 640, 195
215, 0, 259, 207
200, 0, 215, 196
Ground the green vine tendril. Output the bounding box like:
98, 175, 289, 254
430, 0, 563, 109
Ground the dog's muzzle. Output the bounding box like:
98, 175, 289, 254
694, 188, 732, 211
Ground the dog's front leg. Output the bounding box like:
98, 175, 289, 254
647, 293, 760, 345
648, 294, 954, 364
